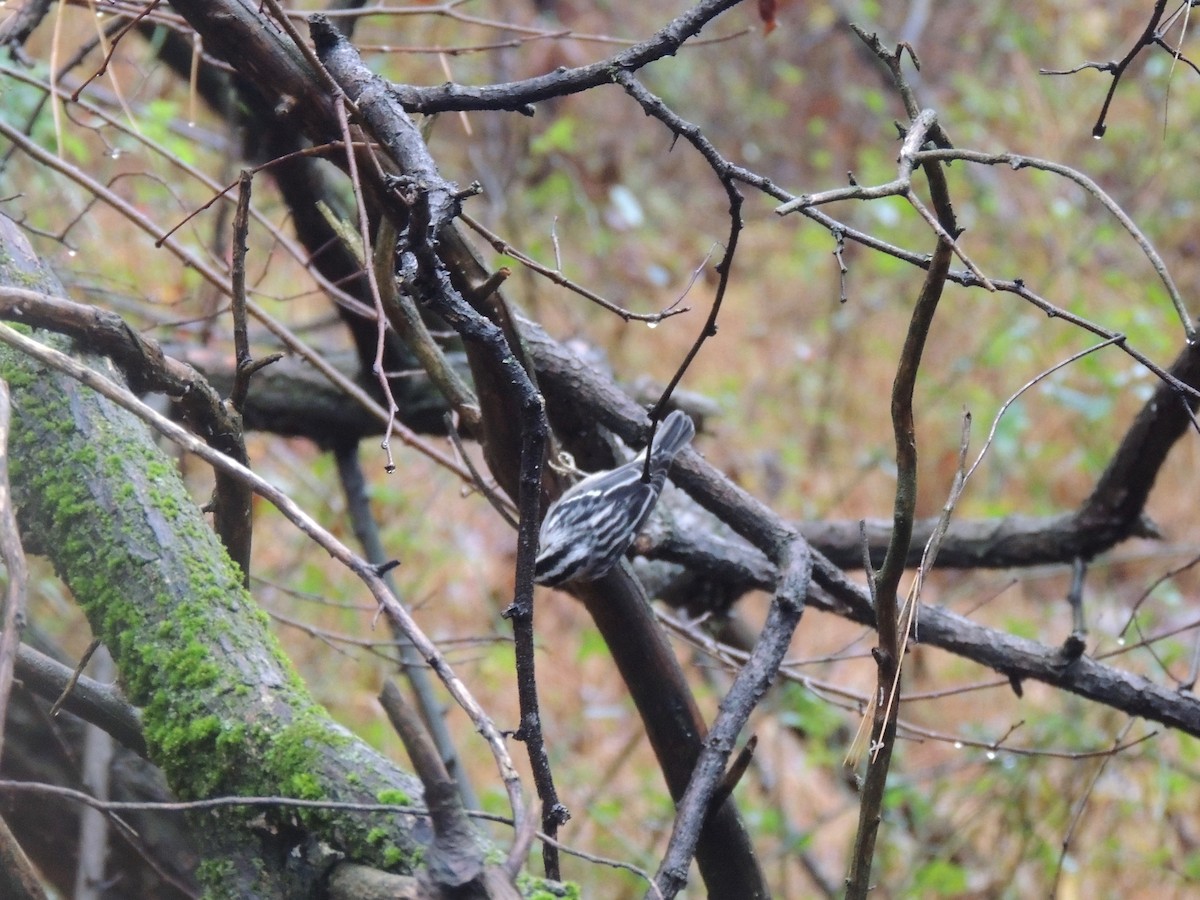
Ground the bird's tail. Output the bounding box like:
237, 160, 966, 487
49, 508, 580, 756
649, 410, 696, 469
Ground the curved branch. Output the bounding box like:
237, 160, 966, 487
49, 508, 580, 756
387, 0, 748, 114
913, 147, 1192, 340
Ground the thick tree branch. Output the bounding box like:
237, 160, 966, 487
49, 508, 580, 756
525, 317, 1200, 737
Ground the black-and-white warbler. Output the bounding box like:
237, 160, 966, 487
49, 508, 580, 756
534, 410, 696, 586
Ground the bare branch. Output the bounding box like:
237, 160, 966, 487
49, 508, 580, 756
385, 0, 748, 114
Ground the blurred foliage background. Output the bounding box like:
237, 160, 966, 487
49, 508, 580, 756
5, 0, 1200, 896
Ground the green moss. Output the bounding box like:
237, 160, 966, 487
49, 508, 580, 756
216, 723, 247, 752
518, 875, 581, 899
195, 859, 239, 898
146, 713, 240, 798
366, 828, 422, 870
266, 712, 350, 782
381, 844, 409, 869
376, 788, 412, 806
0, 247, 46, 290
286, 772, 323, 801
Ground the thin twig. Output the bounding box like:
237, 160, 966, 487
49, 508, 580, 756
777, 108, 993, 289
461, 213, 689, 323
913, 147, 1193, 341
228, 170, 254, 410
444, 413, 518, 528
1043, 0, 1169, 138
1051, 720, 1137, 895
0, 116, 472, 479
613, 72, 742, 430
386, 0, 750, 114
333, 443, 480, 812
334, 99, 401, 473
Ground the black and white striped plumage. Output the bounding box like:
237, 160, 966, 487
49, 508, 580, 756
534, 410, 696, 586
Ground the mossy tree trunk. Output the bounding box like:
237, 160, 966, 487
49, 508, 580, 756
0, 218, 430, 898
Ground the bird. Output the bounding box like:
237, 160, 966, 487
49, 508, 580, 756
534, 410, 695, 586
